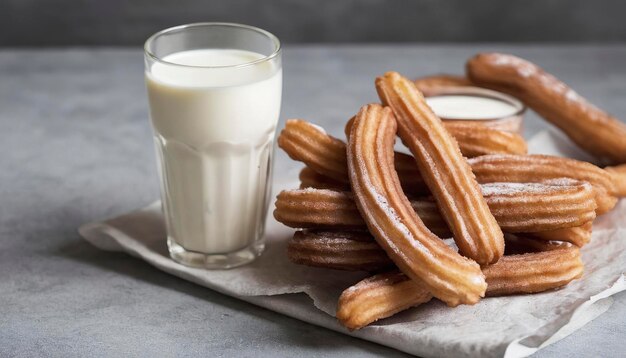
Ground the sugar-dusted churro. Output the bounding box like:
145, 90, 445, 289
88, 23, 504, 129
279, 119, 427, 196
468, 154, 618, 214
336, 239, 583, 329
337, 271, 433, 330
288, 230, 392, 271
275, 180, 596, 234
443, 121, 527, 157
467, 53, 626, 164
346, 103, 486, 306
376, 71, 504, 265
345, 115, 528, 157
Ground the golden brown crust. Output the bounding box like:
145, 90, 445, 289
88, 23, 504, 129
336, 239, 583, 329
347, 103, 486, 306
466, 53, 626, 164
287, 229, 585, 271
277, 120, 348, 183
274, 182, 597, 233
468, 154, 618, 214
376, 71, 504, 265
274, 189, 451, 237
345, 115, 528, 158
482, 244, 583, 296
280, 119, 427, 196
443, 121, 528, 157
285, 123, 614, 215
337, 271, 433, 330
605, 164, 626, 197
413, 74, 473, 97
288, 231, 392, 271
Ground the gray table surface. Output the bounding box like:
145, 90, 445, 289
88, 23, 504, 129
1, 45, 625, 357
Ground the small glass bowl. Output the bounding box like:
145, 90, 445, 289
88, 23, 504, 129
424, 86, 527, 134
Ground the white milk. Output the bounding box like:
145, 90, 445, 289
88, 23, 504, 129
146, 49, 282, 254
426, 95, 517, 120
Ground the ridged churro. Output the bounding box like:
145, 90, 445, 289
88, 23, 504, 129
275, 181, 596, 234
346, 103, 486, 306
288, 230, 392, 271
376, 71, 504, 265
280, 119, 427, 196
289, 128, 615, 215
287, 229, 586, 271
274, 189, 450, 236
345, 116, 527, 157
468, 154, 618, 214
443, 121, 527, 157
336, 240, 583, 329
467, 53, 626, 164
337, 271, 433, 330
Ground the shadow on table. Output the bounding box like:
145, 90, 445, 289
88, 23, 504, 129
54, 238, 411, 357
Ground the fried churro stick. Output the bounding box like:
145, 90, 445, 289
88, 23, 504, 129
467, 53, 626, 164
275, 182, 596, 233
443, 121, 527, 157
287, 231, 392, 271
468, 154, 618, 214
286, 228, 591, 271
279, 120, 427, 196
345, 116, 528, 157
376, 71, 504, 265
337, 240, 583, 329
347, 103, 486, 306
279, 120, 617, 214
337, 271, 433, 330
274, 189, 450, 236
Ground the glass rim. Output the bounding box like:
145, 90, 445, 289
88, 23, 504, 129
144, 22, 281, 69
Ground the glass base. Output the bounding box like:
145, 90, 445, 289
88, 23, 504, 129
167, 238, 265, 269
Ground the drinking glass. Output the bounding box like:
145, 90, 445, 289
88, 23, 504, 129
144, 23, 282, 269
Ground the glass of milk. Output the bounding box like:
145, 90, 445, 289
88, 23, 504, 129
144, 23, 282, 269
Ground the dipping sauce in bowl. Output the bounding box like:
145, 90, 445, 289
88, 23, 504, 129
425, 87, 526, 134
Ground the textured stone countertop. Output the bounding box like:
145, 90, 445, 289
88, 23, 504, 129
1, 45, 625, 357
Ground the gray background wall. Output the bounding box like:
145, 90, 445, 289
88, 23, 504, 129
1, 0, 625, 46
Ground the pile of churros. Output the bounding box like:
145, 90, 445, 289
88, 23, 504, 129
273, 53, 626, 330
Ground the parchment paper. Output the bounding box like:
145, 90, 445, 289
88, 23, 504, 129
79, 130, 626, 357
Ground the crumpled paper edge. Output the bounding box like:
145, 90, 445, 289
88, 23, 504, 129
505, 275, 625, 358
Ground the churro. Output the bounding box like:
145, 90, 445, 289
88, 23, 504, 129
337, 240, 583, 329
346, 103, 486, 306
288, 230, 391, 271
346, 116, 527, 157
376, 71, 504, 265
468, 154, 618, 214
467, 53, 626, 164
275, 181, 596, 233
